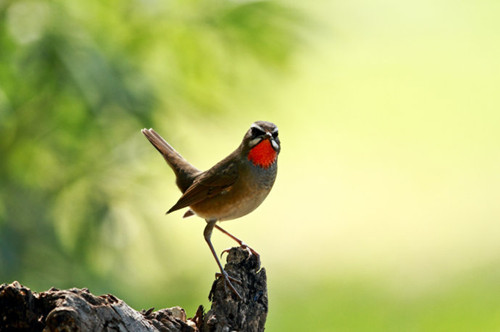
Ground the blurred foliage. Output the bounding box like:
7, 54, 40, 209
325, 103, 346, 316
0, 0, 303, 292
4, 0, 499, 330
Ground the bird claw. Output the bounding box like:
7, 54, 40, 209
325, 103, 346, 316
220, 243, 260, 259
215, 272, 241, 284
215, 271, 242, 299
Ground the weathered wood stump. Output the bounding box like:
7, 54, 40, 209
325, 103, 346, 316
0, 247, 268, 332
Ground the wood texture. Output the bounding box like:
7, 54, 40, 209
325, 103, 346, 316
0, 247, 267, 332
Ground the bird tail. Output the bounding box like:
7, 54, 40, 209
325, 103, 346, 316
141, 128, 200, 193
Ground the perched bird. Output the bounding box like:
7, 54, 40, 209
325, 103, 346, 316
142, 121, 280, 299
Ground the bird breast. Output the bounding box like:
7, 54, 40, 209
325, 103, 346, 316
190, 161, 277, 221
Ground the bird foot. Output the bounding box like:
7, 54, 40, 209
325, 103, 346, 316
220, 243, 260, 259
215, 271, 242, 300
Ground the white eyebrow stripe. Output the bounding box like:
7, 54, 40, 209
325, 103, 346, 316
272, 126, 279, 133
250, 123, 265, 131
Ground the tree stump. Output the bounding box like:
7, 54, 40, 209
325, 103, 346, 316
0, 247, 268, 332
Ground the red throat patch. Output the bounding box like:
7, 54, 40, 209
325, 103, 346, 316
248, 139, 277, 168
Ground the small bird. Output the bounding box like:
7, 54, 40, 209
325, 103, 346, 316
142, 121, 280, 299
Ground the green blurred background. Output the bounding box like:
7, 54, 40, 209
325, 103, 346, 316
1, 0, 500, 330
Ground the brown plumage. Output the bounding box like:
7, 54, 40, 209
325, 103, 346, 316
142, 121, 280, 299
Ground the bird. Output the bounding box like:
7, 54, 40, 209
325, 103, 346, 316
141, 121, 280, 299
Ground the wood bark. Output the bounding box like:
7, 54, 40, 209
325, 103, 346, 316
0, 247, 267, 332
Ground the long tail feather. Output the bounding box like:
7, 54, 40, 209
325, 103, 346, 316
142, 128, 200, 192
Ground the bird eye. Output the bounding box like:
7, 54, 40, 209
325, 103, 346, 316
272, 131, 278, 138
251, 127, 265, 137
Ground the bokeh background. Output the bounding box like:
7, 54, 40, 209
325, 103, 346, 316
2, 0, 500, 330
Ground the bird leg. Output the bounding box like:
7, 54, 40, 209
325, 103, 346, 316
204, 220, 242, 300
215, 224, 260, 258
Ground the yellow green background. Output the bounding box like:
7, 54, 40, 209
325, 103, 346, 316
1, 0, 500, 330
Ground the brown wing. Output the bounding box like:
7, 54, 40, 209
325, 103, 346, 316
166, 159, 239, 214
